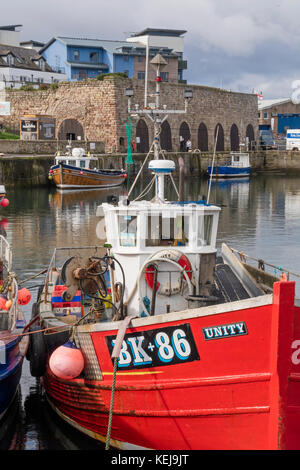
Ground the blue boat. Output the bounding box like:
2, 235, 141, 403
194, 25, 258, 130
208, 152, 250, 178
0, 236, 28, 422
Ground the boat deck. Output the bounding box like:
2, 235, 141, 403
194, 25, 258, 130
0, 330, 18, 345
214, 258, 251, 303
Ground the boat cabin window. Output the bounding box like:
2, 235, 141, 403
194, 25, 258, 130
146, 213, 189, 247
233, 155, 240, 162
67, 160, 76, 166
198, 214, 213, 246
79, 160, 86, 168
89, 161, 98, 170
119, 215, 137, 247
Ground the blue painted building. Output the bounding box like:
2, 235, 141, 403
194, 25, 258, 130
39, 29, 187, 83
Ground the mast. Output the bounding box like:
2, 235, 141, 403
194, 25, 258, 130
125, 55, 193, 199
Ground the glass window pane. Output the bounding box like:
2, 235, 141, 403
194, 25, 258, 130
146, 214, 189, 246
198, 215, 213, 246
119, 215, 137, 247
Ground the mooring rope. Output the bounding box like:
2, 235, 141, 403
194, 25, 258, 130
105, 356, 118, 450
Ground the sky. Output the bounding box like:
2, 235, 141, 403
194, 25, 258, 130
2, 0, 300, 99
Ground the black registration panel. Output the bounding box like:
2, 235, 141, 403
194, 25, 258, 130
106, 323, 200, 370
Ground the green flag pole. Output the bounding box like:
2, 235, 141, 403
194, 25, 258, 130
125, 118, 133, 194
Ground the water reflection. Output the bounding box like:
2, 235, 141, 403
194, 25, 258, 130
2, 174, 300, 449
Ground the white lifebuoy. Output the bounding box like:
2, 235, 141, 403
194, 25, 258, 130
144, 249, 194, 296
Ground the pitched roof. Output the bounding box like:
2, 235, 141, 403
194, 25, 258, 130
258, 98, 291, 110
57, 37, 142, 54
40, 36, 179, 57
0, 44, 54, 71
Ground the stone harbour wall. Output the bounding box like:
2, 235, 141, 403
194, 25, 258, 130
0, 139, 105, 155
1, 77, 259, 153
1, 150, 300, 188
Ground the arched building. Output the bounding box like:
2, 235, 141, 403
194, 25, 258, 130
3, 77, 259, 153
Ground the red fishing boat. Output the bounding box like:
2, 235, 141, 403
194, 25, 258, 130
27, 57, 300, 450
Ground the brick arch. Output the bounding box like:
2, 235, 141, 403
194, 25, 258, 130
246, 124, 255, 149
136, 119, 149, 153
230, 123, 240, 151
160, 120, 172, 151
179, 121, 191, 150
198, 122, 208, 151
214, 123, 224, 151
58, 118, 85, 140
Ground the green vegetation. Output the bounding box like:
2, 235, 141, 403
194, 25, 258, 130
0, 129, 19, 140
50, 83, 59, 89
18, 84, 35, 91
96, 72, 128, 81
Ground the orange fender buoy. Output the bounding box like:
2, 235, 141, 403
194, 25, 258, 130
5, 299, 12, 310
49, 341, 84, 380
0, 296, 8, 310
18, 287, 31, 305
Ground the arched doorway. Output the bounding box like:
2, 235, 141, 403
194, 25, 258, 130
214, 123, 224, 151
179, 121, 190, 150
136, 119, 149, 153
230, 124, 239, 151
58, 119, 84, 140
160, 120, 172, 151
198, 123, 208, 151
246, 124, 255, 149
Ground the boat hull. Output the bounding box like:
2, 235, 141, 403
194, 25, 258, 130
208, 166, 250, 178
50, 164, 126, 189
41, 281, 300, 450
0, 335, 23, 421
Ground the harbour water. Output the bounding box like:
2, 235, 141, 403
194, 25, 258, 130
2, 172, 300, 449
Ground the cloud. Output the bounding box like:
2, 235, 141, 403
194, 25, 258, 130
2, 0, 300, 98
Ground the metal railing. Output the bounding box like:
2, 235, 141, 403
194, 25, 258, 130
229, 247, 300, 281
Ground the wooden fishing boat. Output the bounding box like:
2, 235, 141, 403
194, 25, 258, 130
27, 59, 300, 450
208, 152, 250, 178
0, 236, 28, 422
49, 147, 127, 189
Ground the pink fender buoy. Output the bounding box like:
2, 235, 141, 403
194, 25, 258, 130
0, 198, 9, 207
18, 287, 31, 305
49, 341, 84, 380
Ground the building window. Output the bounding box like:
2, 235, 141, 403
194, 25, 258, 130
90, 52, 99, 63
39, 59, 45, 71
124, 55, 129, 62
264, 112, 268, 119
138, 56, 143, 62
138, 71, 145, 80
74, 50, 80, 61
6, 54, 14, 66
161, 72, 169, 82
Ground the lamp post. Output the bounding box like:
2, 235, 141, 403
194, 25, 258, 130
124, 56, 193, 161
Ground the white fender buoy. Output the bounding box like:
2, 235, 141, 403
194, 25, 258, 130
49, 341, 84, 380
